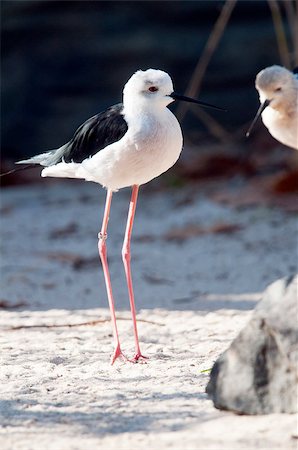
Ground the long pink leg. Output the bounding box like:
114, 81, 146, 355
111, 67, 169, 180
122, 185, 147, 362
98, 189, 127, 364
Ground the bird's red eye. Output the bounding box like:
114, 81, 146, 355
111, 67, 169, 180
149, 86, 158, 92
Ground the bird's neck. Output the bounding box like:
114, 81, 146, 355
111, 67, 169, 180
272, 98, 297, 118
123, 100, 167, 125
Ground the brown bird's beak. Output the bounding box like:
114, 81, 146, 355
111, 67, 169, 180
246, 99, 271, 138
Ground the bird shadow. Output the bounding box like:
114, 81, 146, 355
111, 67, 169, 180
0, 388, 212, 437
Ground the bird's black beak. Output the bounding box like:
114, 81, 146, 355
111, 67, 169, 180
169, 92, 226, 112
246, 99, 271, 138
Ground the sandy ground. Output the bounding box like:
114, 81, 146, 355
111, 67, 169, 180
0, 180, 297, 449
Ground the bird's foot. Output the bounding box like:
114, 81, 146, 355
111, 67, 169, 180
110, 345, 129, 365
132, 352, 148, 364
110, 346, 148, 365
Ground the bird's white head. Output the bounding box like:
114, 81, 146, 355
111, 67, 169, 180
246, 65, 298, 138
256, 65, 297, 112
123, 69, 175, 112
122, 68, 224, 118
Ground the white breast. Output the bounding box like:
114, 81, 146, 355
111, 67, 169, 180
81, 108, 183, 190
262, 108, 298, 150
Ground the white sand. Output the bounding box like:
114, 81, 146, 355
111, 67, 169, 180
0, 181, 297, 449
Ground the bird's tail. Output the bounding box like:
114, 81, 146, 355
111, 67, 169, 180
16, 151, 56, 166
0, 153, 46, 177
1, 148, 63, 177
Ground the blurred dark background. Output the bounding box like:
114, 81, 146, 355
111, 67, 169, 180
1, 0, 297, 188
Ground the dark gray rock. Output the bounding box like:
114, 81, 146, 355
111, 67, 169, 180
206, 275, 298, 414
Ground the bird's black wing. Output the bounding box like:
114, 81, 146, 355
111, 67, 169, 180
1, 103, 128, 176
59, 103, 128, 164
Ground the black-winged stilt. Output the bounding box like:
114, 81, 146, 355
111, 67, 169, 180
246, 65, 298, 150
5, 68, 224, 364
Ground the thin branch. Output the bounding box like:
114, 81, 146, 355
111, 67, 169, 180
283, 0, 297, 66
5, 317, 165, 331
294, 0, 298, 65
268, 0, 291, 69
191, 107, 232, 143
294, 0, 298, 66
177, 0, 237, 122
